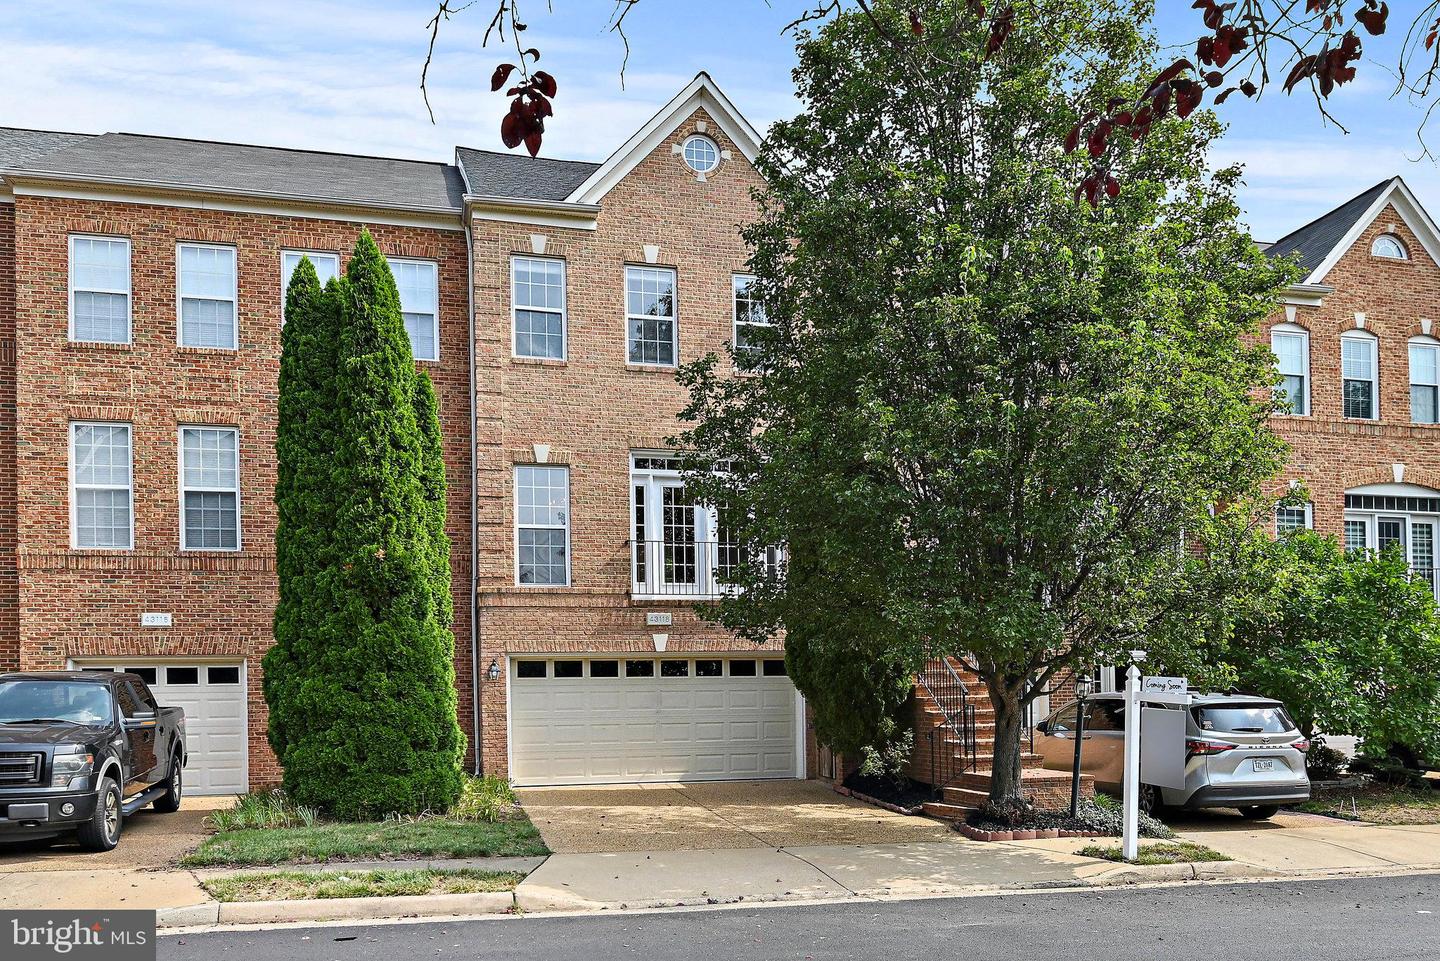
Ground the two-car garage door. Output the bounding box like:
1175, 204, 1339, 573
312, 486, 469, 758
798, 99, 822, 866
509, 655, 801, 786
77, 660, 248, 796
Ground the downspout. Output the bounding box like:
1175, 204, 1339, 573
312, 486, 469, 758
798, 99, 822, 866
464, 209, 482, 776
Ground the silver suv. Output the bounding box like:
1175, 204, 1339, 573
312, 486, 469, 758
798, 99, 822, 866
1034, 691, 1311, 820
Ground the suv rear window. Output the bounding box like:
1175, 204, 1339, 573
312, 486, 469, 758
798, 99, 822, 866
1192, 704, 1294, 734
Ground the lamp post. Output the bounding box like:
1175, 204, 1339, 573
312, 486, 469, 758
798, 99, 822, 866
1069, 673, 1094, 818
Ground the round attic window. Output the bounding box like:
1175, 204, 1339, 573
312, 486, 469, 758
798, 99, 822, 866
1372, 233, 1409, 260
682, 135, 719, 174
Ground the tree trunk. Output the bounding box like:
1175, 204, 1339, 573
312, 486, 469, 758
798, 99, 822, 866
987, 679, 1028, 803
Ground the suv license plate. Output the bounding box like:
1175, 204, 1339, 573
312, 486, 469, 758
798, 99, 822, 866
1253, 758, 1276, 773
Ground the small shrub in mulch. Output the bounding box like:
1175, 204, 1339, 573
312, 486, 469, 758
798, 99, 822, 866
841, 772, 933, 811
965, 794, 1175, 840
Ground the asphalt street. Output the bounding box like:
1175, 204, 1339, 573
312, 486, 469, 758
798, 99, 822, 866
161, 873, 1440, 961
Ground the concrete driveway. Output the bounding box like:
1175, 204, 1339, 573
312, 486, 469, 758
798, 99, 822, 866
518, 779, 954, 854
0, 795, 229, 872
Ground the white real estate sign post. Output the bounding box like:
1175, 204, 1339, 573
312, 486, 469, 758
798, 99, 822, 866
1123, 667, 1192, 861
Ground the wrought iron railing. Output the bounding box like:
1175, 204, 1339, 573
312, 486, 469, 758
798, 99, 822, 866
628, 539, 782, 599
916, 657, 978, 800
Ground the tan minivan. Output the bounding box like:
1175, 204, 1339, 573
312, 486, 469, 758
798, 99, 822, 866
1034, 691, 1311, 820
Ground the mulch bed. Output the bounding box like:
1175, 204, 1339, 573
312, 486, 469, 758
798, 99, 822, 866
836, 773, 933, 815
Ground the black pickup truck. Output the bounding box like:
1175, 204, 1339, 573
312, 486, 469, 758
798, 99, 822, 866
0, 671, 186, 851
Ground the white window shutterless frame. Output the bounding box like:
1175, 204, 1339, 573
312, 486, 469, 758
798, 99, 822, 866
512, 256, 566, 360
179, 426, 241, 551
280, 251, 340, 321
1270, 325, 1309, 416
177, 243, 238, 349
625, 266, 677, 367
386, 258, 440, 361
515, 466, 570, 586
1411, 339, 1440, 425
71, 422, 134, 550
1341, 332, 1379, 420
69, 235, 132, 344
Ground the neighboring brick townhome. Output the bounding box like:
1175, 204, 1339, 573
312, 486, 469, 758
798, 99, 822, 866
0, 74, 803, 794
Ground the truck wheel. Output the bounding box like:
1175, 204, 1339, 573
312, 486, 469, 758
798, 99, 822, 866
77, 777, 122, 852
153, 756, 183, 813
1238, 804, 1279, 821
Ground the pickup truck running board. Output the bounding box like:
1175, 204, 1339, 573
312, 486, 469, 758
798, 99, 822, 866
121, 785, 168, 817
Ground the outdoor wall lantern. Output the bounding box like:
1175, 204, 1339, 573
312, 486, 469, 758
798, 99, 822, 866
486, 659, 502, 682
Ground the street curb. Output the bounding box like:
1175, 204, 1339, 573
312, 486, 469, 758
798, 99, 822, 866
163, 892, 516, 926
156, 903, 220, 927
1087, 860, 1276, 885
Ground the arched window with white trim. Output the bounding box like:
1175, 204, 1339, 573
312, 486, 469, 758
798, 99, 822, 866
1344, 483, 1440, 597
1341, 330, 1379, 420
1411, 336, 1440, 424
1372, 234, 1409, 260
1271, 323, 1310, 415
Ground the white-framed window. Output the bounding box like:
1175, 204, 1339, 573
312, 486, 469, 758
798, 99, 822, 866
1344, 517, 1369, 554
179, 426, 240, 551
69, 235, 132, 344
1270, 324, 1309, 416
386, 257, 439, 361
626, 266, 677, 366
1341, 331, 1379, 420
512, 256, 566, 360
733, 274, 771, 359
1372, 233, 1409, 260
1275, 503, 1312, 535
515, 465, 570, 586
177, 243, 238, 349
682, 135, 719, 174
70, 422, 133, 550
280, 250, 340, 321
1411, 337, 1440, 425
1344, 485, 1440, 597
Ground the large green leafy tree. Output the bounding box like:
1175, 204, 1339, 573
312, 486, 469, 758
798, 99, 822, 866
265, 233, 464, 818
676, 0, 1297, 802
1226, 532, 1440, 763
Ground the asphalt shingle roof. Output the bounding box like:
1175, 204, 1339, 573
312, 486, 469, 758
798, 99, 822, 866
455, 146, 600, 202
1264, 177, 1395, 277
0, 127, 93, 174
6, 132, 467, 212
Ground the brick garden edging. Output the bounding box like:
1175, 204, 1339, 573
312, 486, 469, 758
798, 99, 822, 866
833, 784, 926, 817
954, 823, 1096, 842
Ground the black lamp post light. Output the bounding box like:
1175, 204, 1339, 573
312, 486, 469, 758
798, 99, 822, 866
1070, 673, 1095, 818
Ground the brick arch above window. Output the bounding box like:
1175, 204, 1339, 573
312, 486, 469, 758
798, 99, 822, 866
1340, 466, 1440, 491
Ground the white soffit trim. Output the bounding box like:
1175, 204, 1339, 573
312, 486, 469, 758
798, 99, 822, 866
1280, 283, 1333, 307
566, 71, 763, 206
1306, 177, 1440, 285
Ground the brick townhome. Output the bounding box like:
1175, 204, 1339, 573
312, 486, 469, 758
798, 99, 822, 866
0, 73, 1433, 795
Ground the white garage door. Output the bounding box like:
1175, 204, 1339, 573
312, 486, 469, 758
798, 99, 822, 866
509, 655, 800, 786
79, 660, 248, 796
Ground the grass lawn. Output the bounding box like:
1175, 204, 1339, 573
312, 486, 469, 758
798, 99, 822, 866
202, 868, 524, 902
1296, 783, 1440, 825
1077, 841, 1231, 866
181, 818, 548, 867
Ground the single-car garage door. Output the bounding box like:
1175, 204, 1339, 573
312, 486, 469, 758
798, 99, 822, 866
77, 660, 248, 796
509, 655, 801, 786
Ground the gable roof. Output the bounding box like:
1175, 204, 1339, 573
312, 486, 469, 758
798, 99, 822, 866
5, 131, 466, 214
454, 147, 599, 202
1265, 178, 1394, 278
564, 72, 762, 206
0, 127, 92, 178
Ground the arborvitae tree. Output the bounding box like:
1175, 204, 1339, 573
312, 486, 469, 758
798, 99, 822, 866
266, 233, 463, 818
413, 371, 454, 630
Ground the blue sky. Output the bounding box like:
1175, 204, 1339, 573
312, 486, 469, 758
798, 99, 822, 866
1, 1, 1436, 241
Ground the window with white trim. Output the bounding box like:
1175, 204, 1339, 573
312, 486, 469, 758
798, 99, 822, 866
515, 466, 569, 586
626, 266, 677, 366
1341, 332, 1378, 420
1412, 338, 1440, 424
1372, 234, 1408, 260
1276, 503, 1311, 535
733, 274, 771, 359
71, 422, 133, 550
280, 251, 340, 320
178, 243, 238, 349
69, 236, 131, 344
387, 258, 439, 361
512, 256, 566, 360
1270, 324, 1309, 415
682, 135, 719, 174
180, 427, 240, 551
